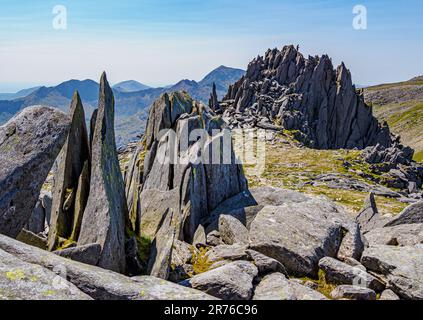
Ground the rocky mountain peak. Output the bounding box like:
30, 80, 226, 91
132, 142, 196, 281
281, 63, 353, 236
222, 44, 395, 151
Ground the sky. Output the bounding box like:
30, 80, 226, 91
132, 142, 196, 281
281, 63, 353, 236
0, 0, 422, 92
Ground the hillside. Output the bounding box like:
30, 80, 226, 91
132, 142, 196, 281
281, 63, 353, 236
113, 80, 151, 92
364, 77, 423, 162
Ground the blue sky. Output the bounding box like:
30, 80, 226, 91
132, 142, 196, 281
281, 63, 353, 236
0, 0, 422, 91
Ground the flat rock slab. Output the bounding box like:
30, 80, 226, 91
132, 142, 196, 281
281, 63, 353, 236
330, 285, 376, 300
0, 106, 70, 238
0, 234, 216, 300
253, 273, 327, 300
361, 245, 423, 299
0, 248, 91, 300
180, 261, 258, 300
206, 244, 249, 264
249, 201, 346, 277
54, 243, 101, 266
318, 257, 384, 291
365, 223, 423, 246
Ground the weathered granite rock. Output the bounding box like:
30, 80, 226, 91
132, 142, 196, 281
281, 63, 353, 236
384, 202, 423, 227
365, 223, 423, 246
48, 92, 90, 250
0, 106, 70, 238
78, 73, 127, 273
361, 245, 423, 299
318, 257, 384, 291
125, 91, 248, 244
0, 248, 91, 300
249, 199, 348, 277
253, 273, 327, 300
380, 289, 400, 300
245, 250, 287, 275
16, 229, 47, 250
54, 243, 101, 266
223, 45, 394, 151
172, 240, 194, 267
337, 223, 365, 261
180, 261, 257, 300
206, 230, 222, 246
209, 82, 220, 112
356, 193, 389, 233
27, 200, 45, 234
193, 224, 207, 247
330, 285, 376, 300
219, 214, 249, 245
0, 234, 216, 300
206, 244, 249, 264
147, 210, 176, 279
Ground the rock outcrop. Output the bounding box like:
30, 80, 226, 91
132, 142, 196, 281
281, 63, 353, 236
0, 106, 70, 238
222, 45, 394, 150
48, 92, 90, 250
124, 91, 248, 278
78, 73, 128, 273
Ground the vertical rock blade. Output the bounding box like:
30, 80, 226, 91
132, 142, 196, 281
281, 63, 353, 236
78, 72, 128, 273
48, 92, 90, 250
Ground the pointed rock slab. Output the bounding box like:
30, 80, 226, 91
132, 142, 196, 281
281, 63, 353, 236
78, 73, 128, 273
0, 248, 92, 300
355, 193, 389, 233
0, 234, 216, 300
48, 92, 90, 250
147, 209, 176, 279
384, 201, 423, 227
0, 106, 70, 238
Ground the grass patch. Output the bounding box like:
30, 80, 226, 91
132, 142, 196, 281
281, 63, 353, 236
190, 247, 212, 275
297, 269, 337, 299
414, 149, 423, 162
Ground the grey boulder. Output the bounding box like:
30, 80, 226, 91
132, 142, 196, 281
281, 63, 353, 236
54, 243, 101, 266
330, 285, 376, 300
253, 273, 327, 300
249, 199, 347, 277
318, 257, 384, 291
218, 214, 249, 245
0, 106, 70, 238
361, 245, 423, 299
180, 261, 257, 300
365, 223, 423, 246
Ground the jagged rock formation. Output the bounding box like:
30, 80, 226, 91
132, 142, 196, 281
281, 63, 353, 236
48, 92, 90, 250
208, 82, 220, 112
78, 73, 128, 273
222, 45, 394, 151
0, 106, 70, 238
125, 91, 247, 244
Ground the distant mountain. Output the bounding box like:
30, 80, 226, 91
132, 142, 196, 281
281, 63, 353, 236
164, 66, 245, 102
0, 86, 42, 100
113, 80, 151, 93
0, 65, 245, 146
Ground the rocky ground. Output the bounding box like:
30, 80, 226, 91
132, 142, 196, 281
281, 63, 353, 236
0, 46, 422, 301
